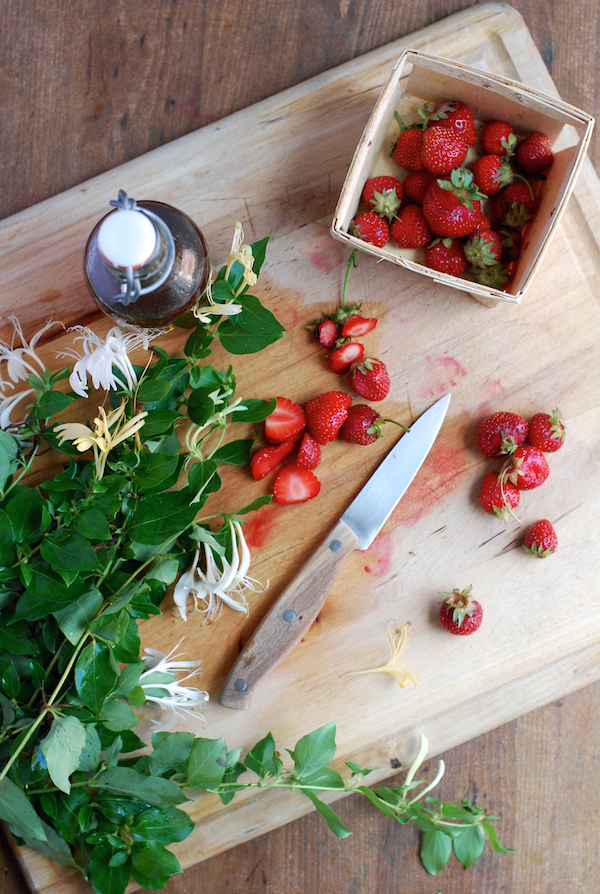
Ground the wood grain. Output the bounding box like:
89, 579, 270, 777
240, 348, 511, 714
1, 2, 600, 893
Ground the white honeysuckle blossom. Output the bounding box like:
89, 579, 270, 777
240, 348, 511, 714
139, 641, 209, 729
193, 279, 243, 324
0, 388, 36, 431
225, 222, 258, 291
54, 400, 148, 478
0, 317, 62, 430
185, 390, 248, 460
59, 324, 161, 398
173, 520, 267, 623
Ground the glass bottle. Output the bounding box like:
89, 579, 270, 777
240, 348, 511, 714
84, 190, 211, 328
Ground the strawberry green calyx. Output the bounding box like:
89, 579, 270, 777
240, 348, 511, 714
472, 262, 511, 288
464, 235, 500, 269
394, 111, 425, 132
439, 585, 476, 627
547, 407, 566, 441
437, 167, 486, 210
503, 201, 533, 229
368, 188, 402, 220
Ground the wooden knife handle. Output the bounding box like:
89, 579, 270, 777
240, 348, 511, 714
219, 518, 360, 709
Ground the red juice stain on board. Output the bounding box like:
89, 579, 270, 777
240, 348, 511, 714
419, 355, 467, 400
243, 506, 278, 550
391, 433, 469, 527
363, 531, 394, 576
307, 232, 345, 273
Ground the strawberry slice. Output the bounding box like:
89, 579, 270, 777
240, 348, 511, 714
250, 441, 297, 480
296, 432, 321, 470
340, 314, 377, 338
273, 465, 321, 504
264, 396, 306, 444
317, 319, 339, 348
327, 341, 364, 374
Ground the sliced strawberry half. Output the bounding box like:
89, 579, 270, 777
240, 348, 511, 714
327, 341, 364, 374
273, 465, 321, 504
264, 396, 306, 444
340, 314, 378, 338
316, 319, 339, 348
250, 441, 297, 480
296, 432, 321, 470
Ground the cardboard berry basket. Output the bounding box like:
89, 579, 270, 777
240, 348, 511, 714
330, 50, 595, 306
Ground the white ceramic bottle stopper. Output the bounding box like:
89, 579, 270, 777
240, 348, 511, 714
97, 208, 157, 270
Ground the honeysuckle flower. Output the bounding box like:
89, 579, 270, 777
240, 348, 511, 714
0, 388, 36, 430
54, 400, 148, 478
139, 641, 209, 729
193, 279, 243, 324
59, 324, 161, 398
224, 221, 258, 292
185, 391, 248, 460
341, 623, 418, 689
0, 316, 61, 391
173, 520, 266, 622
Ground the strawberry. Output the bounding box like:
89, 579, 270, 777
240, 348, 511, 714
315, 318, 339, 348
438, 586, 483, 636
305, 391, 352, 444
296, 431, 321, 469
250, 441, 297, 480
339, 404, 382, 445
362, 176, 404, 220
476, 411, 529, 457
273, 465, 321, 504
390, 204, 431, 248
527, 408, 566, 452
523, 519, 558, 557
470, 154, 518, 196
422, 125, 468, 176
422, 168, 486, 238
504, 444, 550, 490
424, 238, 468, 276
264, 397, 306, 444
392, 125, 426, 172
402, 170, 435, 205
464, 229, 503, 268
349, 358, 390, 401
327, 341, 364, 374
490, 181, 534, 228
499, 227, 523, 262
516, 133, 554, 175
422, 101, 477, 146
340, 314, 377, 338
349, 212, 389, 248
480, 120, 517, 157
479, 471, 520, 522
472, 262, 512, 289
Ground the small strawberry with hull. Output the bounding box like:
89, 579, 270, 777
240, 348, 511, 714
264, 397, 306, 444
516, 133, 554, 175
361, 176, 404, 220
250, 441, 297, 481
490, 181, 535, 229
504, 444, 550, 490
480, 120, 517, 157
273, 465, 321, 505
424, 238, 468, 276
305, 391, 352, 444
421, 100, 477, 146
349, 358, 390, 401
422, 125, 468, 176
438, 586, 483, 636
471, 154, 526, 196
464, 229, 503, 269
390, 204, 431, 249
349, 212, 389, 248
527, 408, 566, 452
327, 341, 364, 374
422, 167, 486, 238
403, 170, 435, 205
479, 471, 520, 522
339, 404, 409, 446
476, 411, 529, 457
523, 519, 558, 557
392, 118, 426, 172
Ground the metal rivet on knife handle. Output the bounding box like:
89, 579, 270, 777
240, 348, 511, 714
233, 679, 247, 692
329, 540, 342, 552
283, 609, 296, 622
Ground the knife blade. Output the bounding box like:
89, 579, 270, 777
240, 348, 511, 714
219, 393, 450, 709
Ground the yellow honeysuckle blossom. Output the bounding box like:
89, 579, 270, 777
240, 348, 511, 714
341, 622, 418, 689
54, 401, 148, 479
225, 221, 258, 291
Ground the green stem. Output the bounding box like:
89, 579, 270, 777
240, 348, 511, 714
342, 251, 357, 310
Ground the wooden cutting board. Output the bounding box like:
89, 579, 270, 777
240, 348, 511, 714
3, 3, 600, 892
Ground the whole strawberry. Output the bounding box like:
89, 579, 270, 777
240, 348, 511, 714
523, 519, 558, 557
464, 229, 503, 269
390, 204, 431, 248
516, 133, 554, 175
527, 408, 566, 452
349, 359, 390, 401
362, 176, 404, 220
339, 405, 408, 446
305, 391, 352, 444
479, 471, 520, 522
471, 154, 518, 196
422, 125, 468, 176
480, 120, 517, 157
424, 238, 468, 276
422, 168, 485, 238
490, 181, 535, 228
438, 586, 483, 635
505, 444, 550, 490
423, 100, 477, 146
403, 170, 435, 205
476, 411, 528, 457
349, 212, 389, 248
392, 124, 426, 172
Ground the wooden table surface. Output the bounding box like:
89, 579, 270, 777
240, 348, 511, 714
1, 2, 599, 892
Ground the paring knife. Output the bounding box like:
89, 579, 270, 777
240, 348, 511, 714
219, 393, 451, 710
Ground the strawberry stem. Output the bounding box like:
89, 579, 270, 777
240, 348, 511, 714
343, 250, 358, 310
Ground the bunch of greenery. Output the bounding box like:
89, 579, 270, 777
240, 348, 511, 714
0, 234, 510, 893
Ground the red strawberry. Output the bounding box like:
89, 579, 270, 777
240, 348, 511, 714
527, 408, 566, 452
390, 204, 431, 248
423, 101, 477, 146
438, 586, 483, 635
424, 238, 468, 276
403, 170, 435, 205
273, 465, 321, 505
392, 126, 426, 172
264, 397, 306, 444
464, 229, 503, 269
349, 212, 389, 248
480, 120, 517, 157
316, 318, 339, 348
349, 359, 390, 401
505, 444, 550, 490
516, 133, 554, 174
340, 314, 377, 338
499, 227, 523, 262
422, 168, 485, 238
296, 431, 321, 469
327, 341, 364, 374
479, 471, 520, 522
490, 181, 535, 228
250, 441, 297, 481
476, 411, 528, 457
523, 519, 558, 557
422, 125, 468, 176
339, 405, 382, 445
472, 262, 512, 289
362, 176, 404, 220
305, 391, 352, 444
471, 154, 517, 196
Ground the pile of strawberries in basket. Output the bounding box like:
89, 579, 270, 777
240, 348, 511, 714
349, 100, 555, 289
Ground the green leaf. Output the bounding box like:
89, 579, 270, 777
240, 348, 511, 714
95, 767, 188, 807
75, 641, 117, 713
300, 767, 346, 790
34, 389, 75, 419
53, 587, 103, 644
40, 526, 100, 575
73, 507, 112, 541
287, 723, 337, 779
16, 561, 89, 619
244, 731, 282, 780
233, 494, 273, 515
453, 823, 486, 869
0, 617, 38, 654
186, 387, 217, 427
149, 731, 196, 777
146, 557, 180, 585
218, 319, 284, 354
0, 508, 17, 564
481, 819, 515, 853
39, 714, 87, 793
303, 790, 352, 838
5, 488, 48, 544
0, 776, 47, 842
134, 451, 181, 494
185, 737, 228, 789
211, 438, 254, 465
13, 815, 76, 867
88, 842, 131, 894
128, 491, 198, 545
232, 293, 285, 338
420, 829, 453, 875
131, 841, 182, 880
138, 409, 182, 440
137, 379, 172, 403
78, 723, 103, 773
100, 699, 140, 732
0, 432, 19, 495
187, 460, 221, 504
132, 806, 194, 845
356, 785, 399, 819
230, 397, 276, 422
184, 324, 214, 360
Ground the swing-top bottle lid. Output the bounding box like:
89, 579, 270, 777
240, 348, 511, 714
97, 207, 157, 270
